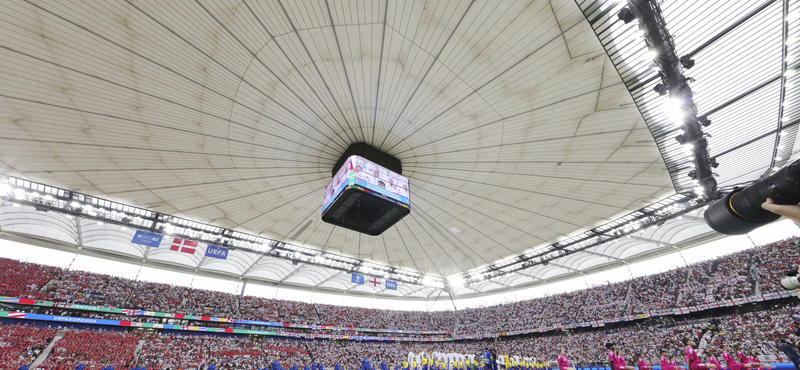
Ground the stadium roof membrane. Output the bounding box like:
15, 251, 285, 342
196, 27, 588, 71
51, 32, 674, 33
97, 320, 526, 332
0, 0, 795, 298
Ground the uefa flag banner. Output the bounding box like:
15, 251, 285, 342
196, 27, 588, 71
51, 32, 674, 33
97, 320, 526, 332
131, 230, 163, 247
385, 280, 397, 290
351, 274, 364, 284
205, 245, 229, 260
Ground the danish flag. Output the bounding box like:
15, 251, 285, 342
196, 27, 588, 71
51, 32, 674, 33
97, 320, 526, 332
170, 238, 198, 254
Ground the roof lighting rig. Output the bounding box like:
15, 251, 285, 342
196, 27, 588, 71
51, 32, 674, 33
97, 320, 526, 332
0, 174, 435, 288
0, 173, 702, 292
619, 0, 718, 200
455, 193, 705, 286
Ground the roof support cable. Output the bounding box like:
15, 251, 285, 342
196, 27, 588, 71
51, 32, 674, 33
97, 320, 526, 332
762, 0, 792, 179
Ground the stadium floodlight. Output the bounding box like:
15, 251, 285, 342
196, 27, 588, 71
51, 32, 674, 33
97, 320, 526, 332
617, 7, 636, 23
664, 98, 685, 126
448, 275, 465, 289
0, 184, 11, 199
421, 276, 443, 289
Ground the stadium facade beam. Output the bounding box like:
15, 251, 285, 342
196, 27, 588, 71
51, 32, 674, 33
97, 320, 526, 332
578, 249, 623, 262
624, 234, 669, 247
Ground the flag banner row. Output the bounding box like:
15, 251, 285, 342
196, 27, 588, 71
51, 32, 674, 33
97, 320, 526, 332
131, 231, 228, 260
351, 274, 398, 290
5, 288, 794, 338
0, 310, 454, 341
0, 296, 450, 335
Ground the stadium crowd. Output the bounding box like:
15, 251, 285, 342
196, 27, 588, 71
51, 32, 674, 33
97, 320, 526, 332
0, 323, 56, 368
0, 237, 798, 338
0, 301, 799, 369
37, 329, 140, 370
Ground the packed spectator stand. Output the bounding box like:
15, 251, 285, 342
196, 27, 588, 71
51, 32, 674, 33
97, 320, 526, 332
0, 237, 798, 369
0, 303, 800, 370
2, 237, 800, 338
36, 329, 139, 370
0, 323, 56, 367
3, 301, 799, 369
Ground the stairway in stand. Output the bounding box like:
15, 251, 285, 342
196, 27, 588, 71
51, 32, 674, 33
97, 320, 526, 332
131, 339, 147, 366
31, 329, 66, 368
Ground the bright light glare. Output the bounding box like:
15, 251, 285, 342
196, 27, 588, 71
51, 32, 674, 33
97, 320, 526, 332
421, 276, 439, 287
448, 275, 465, 288
664, 98, 685, 125
0, 184, 11, 195
164, 224, 175, 234
786, 69, 797, 77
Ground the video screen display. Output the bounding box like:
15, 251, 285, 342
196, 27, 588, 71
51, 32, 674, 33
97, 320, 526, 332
322, 155, 409, 214
323, 157, 352, 213
349, 155, 409, 205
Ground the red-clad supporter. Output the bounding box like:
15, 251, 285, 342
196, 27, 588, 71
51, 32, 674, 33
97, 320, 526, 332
37, 329, 139, 370
0, 257, 60, 300
0, 323, 57, 367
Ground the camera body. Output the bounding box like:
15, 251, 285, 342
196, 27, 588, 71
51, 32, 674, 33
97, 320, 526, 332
705, 159, 800, 235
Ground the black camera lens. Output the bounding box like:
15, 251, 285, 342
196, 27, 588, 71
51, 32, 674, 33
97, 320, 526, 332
705, 159, 800, 235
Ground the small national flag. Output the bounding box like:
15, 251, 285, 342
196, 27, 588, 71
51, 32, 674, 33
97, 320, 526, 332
122, 309, 136, 316
169, 238, 198, 254
385, 280, 398, 290
351, 274, 364, 284
8, 312, 25, 318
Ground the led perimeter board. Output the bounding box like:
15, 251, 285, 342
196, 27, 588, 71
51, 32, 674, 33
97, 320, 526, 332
322, 155, 410, 235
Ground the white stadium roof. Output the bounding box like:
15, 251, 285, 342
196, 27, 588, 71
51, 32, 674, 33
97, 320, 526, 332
0, 0, 797, 299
